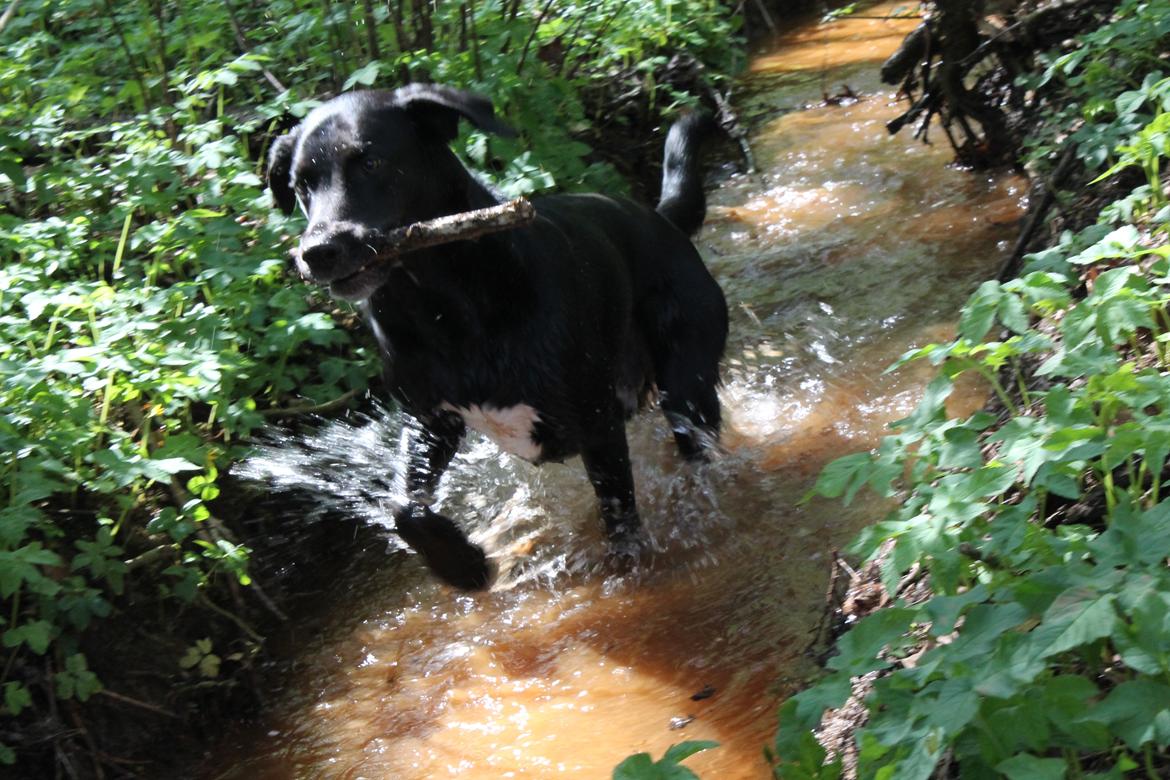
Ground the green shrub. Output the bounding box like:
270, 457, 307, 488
0, 0, 743, 766
771, 2, 1170, 776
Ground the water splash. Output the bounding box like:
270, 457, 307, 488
235, 404, 741, 591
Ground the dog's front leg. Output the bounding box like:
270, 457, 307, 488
394, 412, 492, 590
402, 410, 465, 500
580, 418, 641, 551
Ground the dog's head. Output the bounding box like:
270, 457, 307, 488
267, 85, 514, 301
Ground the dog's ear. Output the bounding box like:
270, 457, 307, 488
392, 84, 516, 141
266, 127, 302, 215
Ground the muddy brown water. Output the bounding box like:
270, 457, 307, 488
208, 6, 1024, 778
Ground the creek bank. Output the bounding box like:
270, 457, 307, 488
793, 1, 1170, 777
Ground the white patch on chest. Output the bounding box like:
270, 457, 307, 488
441, 403, 543, 461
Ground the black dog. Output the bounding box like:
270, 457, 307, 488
267, 85, 728, 589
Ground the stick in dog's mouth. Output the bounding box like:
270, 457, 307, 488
291, 198, 537, 284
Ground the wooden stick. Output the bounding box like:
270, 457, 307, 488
290, 198, 536, 272
0, 0, 22, 37
371, 197, 536, 263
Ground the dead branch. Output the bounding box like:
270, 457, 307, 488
222, 0, 287, 93
0, 0, 21, 37
96, 689, 179, 719
880, 21, 929, 85
259, 387, 361, 418
328, 197, 537, 268
998, 139, 1080, 281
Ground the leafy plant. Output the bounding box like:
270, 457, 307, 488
771, 4, 1170, 775
613, 741, 720, 780
0, 0, 744, 770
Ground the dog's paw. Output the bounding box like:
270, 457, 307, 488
394, 504, 493, 591
604, 522, 648, 567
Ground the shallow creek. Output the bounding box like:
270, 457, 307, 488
208, 5, 1025, 778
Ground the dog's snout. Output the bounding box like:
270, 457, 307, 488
300, 238, 342, 276
296, 224, 369, 283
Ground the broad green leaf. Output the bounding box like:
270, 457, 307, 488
1030, 588, 1118, 659
812, 452, 875, 504
343, 61, 383, 90
918, 677, 979, 733
893, 375, 953, 433
997, 754, 1068, 780
613, 753, 658, 779
661, 741, 719, 765
959, 281, 1004, 342
1083, 680, 1170, 749
828, 608, 916, 675
3, 620, 54, 654
3, 683, 31, 717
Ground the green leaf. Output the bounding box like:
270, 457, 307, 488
959, 281, 1004, 342
998, 291, 1031, 334
3, 620, 54, 654
1041, 676, 1111, 748
777, 675, 853, 751
1091, 501, 1170, 568
828, 608, 916, 676
1030, 587, 1118, 659
1083, 680, 1170, 749
997, 754, 1068, 780
661, 741, 719, 765
0, 544, 63, 599
812, 452, 875, 504
1115, 89, 1146, 116
613, 741, 716, 779
918, 677, 980, 733
199, 653, 222, 678
55, 653, 101, 701
613, 753, 658, 780
140, 457, 201, 481
3, 683, 31, 717
893, 375, 954, 433
889, 733, 944, 780
343, 61, 383, 90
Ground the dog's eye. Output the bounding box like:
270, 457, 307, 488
362, 157, 384, 173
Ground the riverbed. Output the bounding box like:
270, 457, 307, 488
207, 5, 1024, 777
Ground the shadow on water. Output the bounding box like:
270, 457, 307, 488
206, 4, 1025, 778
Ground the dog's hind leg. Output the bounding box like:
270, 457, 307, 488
393, 411, 492, 590
580, 409, 641, 544
649, 318, 724, 462
660, 367, 721, 461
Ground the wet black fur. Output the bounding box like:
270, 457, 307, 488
267, 85, 727, 590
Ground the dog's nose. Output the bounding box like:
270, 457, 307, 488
300, 239, 341, 276
296, 222, 373, 284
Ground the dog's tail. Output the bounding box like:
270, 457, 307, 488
656, 112, 718, 237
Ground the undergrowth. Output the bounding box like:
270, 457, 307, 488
0, 0, 742, 770
771, 1, 1170, 777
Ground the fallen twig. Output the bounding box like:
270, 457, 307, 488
998, 140, 1079, 281
375, 197, 536, 261
198, 593, 264, 644
259, 387, 361, 418
0, 0, 21, 37
97, 689, 179, 719
293, 198, 537, 271
169, 480, 289, 622
124, 544, 174, 571
707, 83, 756, 174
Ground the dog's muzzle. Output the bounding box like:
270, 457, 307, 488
293, 222, 395, 302
295, 221, 380, 284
